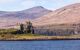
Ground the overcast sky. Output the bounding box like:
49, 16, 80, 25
0, 0, 80, 11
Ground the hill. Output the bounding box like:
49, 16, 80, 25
33, 3, 80, 26
32, 3, 80, 36
0, 6, 52, 28
0, 6, 52, 19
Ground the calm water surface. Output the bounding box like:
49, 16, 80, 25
0, 40, 80, 50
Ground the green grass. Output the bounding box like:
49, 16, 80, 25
0, 28, 17, 34
0, 28, 46, 40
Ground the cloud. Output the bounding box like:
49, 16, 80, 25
73, 0, 80, 3
20, 0, 65, 9
0, 0, 80, 11
20, 0, 53, 9
21, 0, 47, 7
21, 0, 36, 8
0, 0, 16, 4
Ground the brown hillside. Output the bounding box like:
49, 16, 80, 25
33, 3, 80, 26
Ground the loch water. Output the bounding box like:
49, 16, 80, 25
0, 40, 80, 50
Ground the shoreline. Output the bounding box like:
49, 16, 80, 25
0, 38, 80, 41
0, 34, 80, 41
0, 36, 80, 41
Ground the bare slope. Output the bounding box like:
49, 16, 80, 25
33, 3, 80, 26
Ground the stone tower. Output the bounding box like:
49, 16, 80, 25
20, 21, 34, 34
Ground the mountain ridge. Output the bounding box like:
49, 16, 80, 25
0, 6, 52, 19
